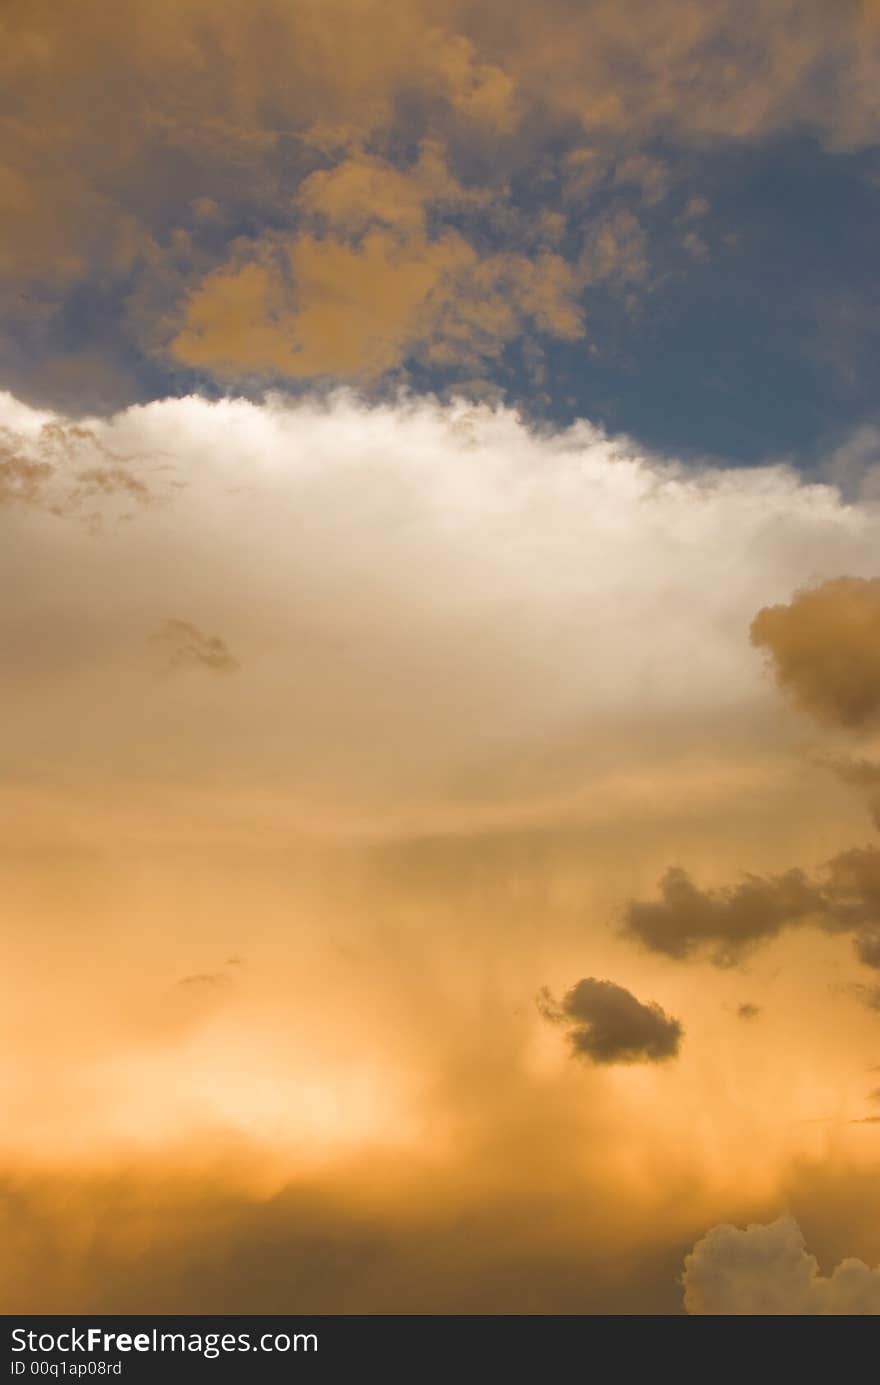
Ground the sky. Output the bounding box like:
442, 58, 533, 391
3, 0, 880, 1315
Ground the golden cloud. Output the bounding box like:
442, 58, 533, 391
751, 577, 880, 730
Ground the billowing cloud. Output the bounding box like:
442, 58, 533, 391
0, 387, 878, 829
682, 1216, 880, 1314
538, 978, 682, 1064
751, 578, 880, 730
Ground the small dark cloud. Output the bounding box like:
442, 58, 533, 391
736, 1002, 761, 1021
178, 973, 233, 990
750, 577, 880, 730
152, 618, 240, 675
538, 977, 682, 1065
849, 1116, 880, 1125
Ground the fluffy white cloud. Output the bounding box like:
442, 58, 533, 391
1, 387, 878, 831
683, 1216, 880, 1314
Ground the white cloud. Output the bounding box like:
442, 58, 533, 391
0, 387, 878, 831
683, 1216, 880, 1314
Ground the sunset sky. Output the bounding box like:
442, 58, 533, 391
4, 0, 880, 1315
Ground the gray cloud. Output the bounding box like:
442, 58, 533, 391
682, 1216, 880, 1314
623, 865, 826, 965
625, 846, 880, 966
538, 977, 682, 1065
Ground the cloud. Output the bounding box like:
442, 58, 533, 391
737, 1002, 761, 1021
625, 845, 880, 966
3, 1, 880, 404
0, 387, 877, 829
682, 1216, 880, 1314
151, 619, 240, 675
538, 977, 682, 1064
750, 578, 880, 730
171, 147, 586, 381
624, 865, 825, 965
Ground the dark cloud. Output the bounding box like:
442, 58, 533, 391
623, 865, 825, 965
737, 1002, 761, 1021
538, 977, 682, 1065
750, 578, 880, 730
625, 846, 880, 966
151, 618, 240, 675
